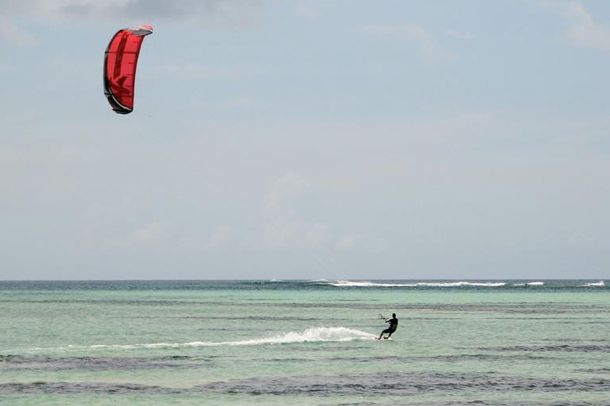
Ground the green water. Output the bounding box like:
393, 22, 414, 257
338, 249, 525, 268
1, 281, 609, 405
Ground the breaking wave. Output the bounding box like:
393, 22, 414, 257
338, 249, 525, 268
326, 280, 506, 288
328, 280, 417, 287
321, 280, 607, 289
526, 281, 544, 286
583, 281, 605, 287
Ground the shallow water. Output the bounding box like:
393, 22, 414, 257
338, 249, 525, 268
1, 280, 608, 405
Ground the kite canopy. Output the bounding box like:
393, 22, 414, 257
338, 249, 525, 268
103, 25, 153, 114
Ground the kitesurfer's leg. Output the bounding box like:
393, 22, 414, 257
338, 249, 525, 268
378, 328, 389, 340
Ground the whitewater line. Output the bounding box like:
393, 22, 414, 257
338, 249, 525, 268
327, 280, 507, 288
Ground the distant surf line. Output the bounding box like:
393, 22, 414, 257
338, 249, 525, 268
583, 281, 605, 287
313, 280, 606, 288
322, 280, 509, 288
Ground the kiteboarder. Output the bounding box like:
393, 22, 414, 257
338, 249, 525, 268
378, 313, 398, 340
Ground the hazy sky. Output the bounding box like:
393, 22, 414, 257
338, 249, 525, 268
1, 0, 609, 280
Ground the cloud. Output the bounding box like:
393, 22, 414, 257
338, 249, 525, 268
202, 226, 234, 250
259, 173, 387, 253
0, 0, 263, 24
363, 23, 456, 61
261, 172, 324, 248
264, 172, 311, 214
0, 0, 263, 45
543, 0, 610, 51
124, 221, 168, 247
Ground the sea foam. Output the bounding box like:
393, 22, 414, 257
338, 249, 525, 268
39, 327, 376, 352
328, 280, 417, 287
327, 280, 506, 288
583, 281, 605, 287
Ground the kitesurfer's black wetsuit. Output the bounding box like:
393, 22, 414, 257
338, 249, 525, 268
379, 316, 398, 339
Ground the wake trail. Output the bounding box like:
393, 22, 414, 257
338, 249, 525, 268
13, 327, 377, 353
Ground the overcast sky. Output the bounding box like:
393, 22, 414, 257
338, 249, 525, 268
1, 0, 609, 280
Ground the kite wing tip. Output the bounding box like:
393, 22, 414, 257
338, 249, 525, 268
128, 24, 153, 36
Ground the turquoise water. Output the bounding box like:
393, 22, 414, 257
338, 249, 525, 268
1, 280, 609, 405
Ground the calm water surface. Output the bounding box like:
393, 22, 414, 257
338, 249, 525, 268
1, 280, 608, 405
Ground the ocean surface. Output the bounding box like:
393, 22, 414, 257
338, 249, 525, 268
1, 279, 608, 405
